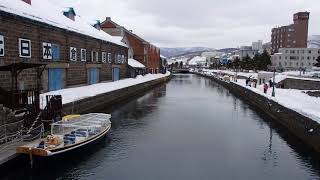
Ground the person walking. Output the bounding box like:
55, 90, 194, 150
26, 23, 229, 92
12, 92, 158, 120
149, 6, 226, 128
263, 83, 268, 94
269, 79, 273, 88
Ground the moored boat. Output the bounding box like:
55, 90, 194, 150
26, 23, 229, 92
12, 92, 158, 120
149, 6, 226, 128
16, 113, 111, 157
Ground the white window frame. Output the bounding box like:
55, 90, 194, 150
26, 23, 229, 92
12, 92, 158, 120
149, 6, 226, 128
81, 48, 86, 61
70, 47, 77, 61
91, 51, 99, 62
102, 52, 107, 63
0, 35, 4, 57
121, 55, 125, 63
107, 53, 112, 63
117, 54, 121, 63
19, 38, 31, 58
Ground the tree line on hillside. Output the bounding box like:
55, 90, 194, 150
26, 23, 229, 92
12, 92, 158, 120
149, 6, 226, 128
226, 50, 272, 71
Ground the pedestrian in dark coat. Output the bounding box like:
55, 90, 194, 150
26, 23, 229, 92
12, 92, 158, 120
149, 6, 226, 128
269, 79, 273, 88
263, 83, 268, 94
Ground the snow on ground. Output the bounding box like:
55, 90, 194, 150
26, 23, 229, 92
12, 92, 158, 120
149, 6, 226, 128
202, 69, 320, 83
234, 79, 320, 123
202, 69, 258, 79
199, 69, 320, 123
40, 72, 170, 109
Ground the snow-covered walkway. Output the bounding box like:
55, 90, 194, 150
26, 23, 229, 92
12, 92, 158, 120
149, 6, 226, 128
200, 69, 320, 123
40, 72, 170, 109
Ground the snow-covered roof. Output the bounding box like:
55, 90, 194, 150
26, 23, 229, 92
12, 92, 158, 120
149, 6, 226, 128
160, 55, 167, 59
188, 56, 206, 65
128, 58, 145, 68
0, 0, 127, 47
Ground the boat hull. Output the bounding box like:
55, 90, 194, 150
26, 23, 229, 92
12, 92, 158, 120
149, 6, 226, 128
16, 125, 111, 157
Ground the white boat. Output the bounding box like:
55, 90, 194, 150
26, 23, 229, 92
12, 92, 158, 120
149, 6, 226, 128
16, 113, 111, 157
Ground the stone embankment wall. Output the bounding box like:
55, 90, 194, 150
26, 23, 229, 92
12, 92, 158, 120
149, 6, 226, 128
195, 72, 320, 153
62, 76, 171, 114
280, 78, 320, 90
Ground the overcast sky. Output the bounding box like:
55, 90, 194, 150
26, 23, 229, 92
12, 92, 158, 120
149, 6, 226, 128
49, 0, 319, 49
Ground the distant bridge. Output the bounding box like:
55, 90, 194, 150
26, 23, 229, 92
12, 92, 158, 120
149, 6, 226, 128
171, 68, 190, 74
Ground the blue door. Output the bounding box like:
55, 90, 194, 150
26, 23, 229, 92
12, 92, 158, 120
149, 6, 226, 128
88, 68, 98, 85
112, 67, 120, 81
48, 68, 63, 91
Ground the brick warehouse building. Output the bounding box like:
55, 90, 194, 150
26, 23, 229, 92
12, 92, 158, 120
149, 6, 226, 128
271, 12, 310, 54
0, 0, 128, 93
101, 17, 161, 74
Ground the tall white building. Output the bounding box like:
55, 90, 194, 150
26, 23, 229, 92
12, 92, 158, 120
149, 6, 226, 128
271, 48, 320, 70
236, 46, 258, 60
252, 40, 263, 53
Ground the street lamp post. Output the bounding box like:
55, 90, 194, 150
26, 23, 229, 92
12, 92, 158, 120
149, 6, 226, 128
272, 67, 275, 97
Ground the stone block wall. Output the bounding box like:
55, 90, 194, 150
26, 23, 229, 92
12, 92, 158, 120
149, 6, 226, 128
280, 78, 320, 90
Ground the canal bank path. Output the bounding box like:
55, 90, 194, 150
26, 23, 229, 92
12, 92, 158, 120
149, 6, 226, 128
200, 69, 320, 123
40, 72, 171, 109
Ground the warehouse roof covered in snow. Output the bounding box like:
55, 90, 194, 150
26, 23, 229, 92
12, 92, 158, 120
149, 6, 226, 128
0, 0, 127, 47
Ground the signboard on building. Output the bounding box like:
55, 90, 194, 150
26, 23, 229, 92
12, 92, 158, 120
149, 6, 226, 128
42, 42, 52, 60
70, 47, 77, 61
0, 35, 4, 57
19, 38, 31, 58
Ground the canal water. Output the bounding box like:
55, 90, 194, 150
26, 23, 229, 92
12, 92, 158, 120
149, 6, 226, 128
3, 74, 320, 180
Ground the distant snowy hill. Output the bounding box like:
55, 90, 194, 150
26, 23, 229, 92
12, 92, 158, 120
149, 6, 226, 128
308, 35, 320, 48
160, 47, 214, 58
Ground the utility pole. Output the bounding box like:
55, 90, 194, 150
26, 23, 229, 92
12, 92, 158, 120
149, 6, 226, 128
272, 67, 275, 97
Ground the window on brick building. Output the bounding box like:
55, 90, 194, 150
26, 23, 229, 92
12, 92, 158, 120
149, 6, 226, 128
117, 54, 122, 63
81, 48, 86, 61
102, 52, 107, 63
121, 55, 126, 63
107, 53, 112, 63
307, 56, 310, 60
52, 44, 60, 60
91, 51, 99, 62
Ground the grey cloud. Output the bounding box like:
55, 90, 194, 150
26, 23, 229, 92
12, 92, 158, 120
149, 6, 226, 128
49, 0, 320, 48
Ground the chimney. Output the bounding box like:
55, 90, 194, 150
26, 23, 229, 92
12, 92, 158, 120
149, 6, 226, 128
93, 20, 101, 30
105, 17, 111, 21
22, 0, 31, 5
63, 7, 76, 21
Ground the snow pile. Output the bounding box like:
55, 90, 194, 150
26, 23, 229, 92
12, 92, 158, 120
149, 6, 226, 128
202, 69, 258, 79
234, 79, 320, 123
0, 0, 126, 47
188, 56, 206, 65
40, 72, 170, 108
128, 58, 145, 68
